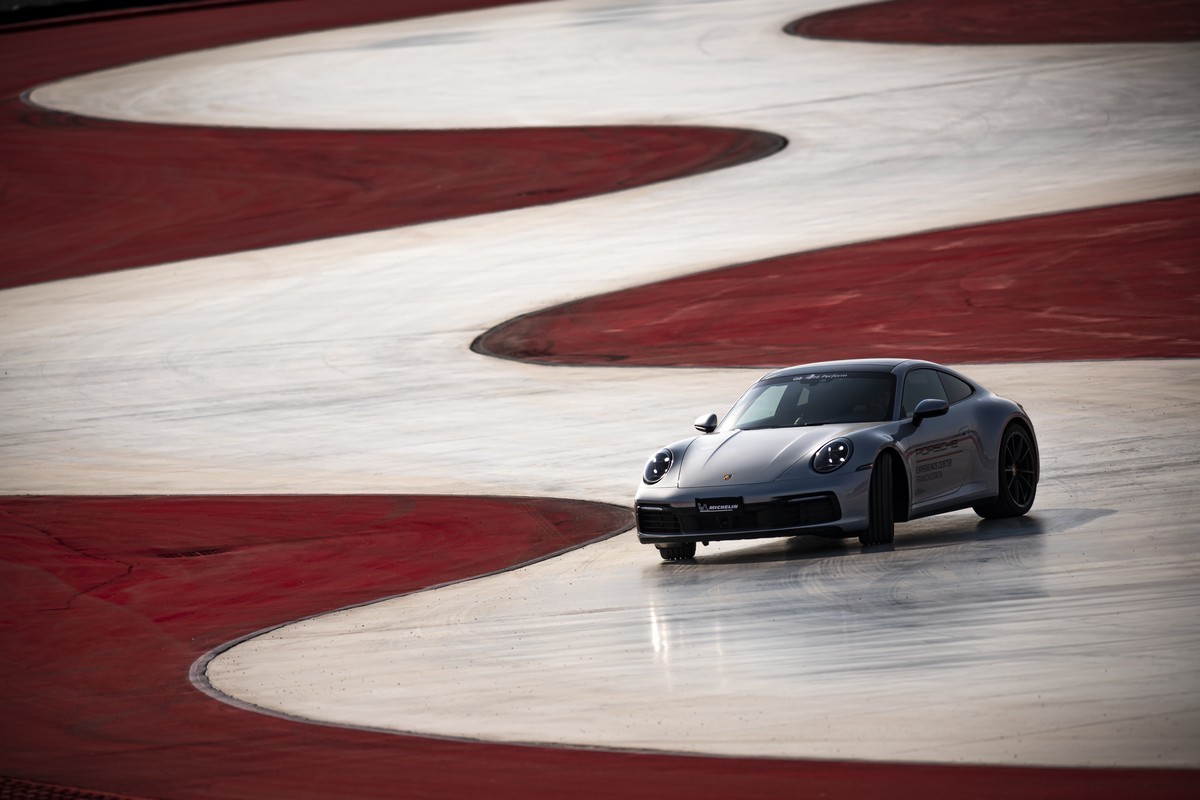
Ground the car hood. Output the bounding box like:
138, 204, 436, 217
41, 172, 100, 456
677, 425, 862, 488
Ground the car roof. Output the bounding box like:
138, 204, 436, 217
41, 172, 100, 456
761, 358, 937, 381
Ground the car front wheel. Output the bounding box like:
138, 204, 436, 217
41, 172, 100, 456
859, 452, 895, 546
657, 542, 697, 561
974, 424, 1038, 519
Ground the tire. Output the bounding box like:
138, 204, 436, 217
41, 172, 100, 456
859, 452, 895, 546
974, 424, 1038, 519
658, 542, 697, 561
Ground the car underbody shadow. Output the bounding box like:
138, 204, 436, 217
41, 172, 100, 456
666, 507, 1116, 567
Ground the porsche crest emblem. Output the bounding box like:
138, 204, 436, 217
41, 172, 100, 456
723, 474, 733, 481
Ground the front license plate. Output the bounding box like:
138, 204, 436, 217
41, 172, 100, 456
697, 497, 743, 514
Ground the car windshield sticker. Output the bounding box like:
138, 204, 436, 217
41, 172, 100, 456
792, 373, 848, 381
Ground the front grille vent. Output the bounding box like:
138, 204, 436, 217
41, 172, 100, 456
636, 508, 682, 534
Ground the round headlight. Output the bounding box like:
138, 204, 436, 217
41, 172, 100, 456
643, 448, 675, 484
812, 439, 853, 473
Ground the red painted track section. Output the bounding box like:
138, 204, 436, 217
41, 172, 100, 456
2, 115, 778, 289
0, 1, 779, 289
477, 195, 1200, 366
788, 0, 1200, 44
2, 496, 1194, 800
3, 2, 1198, 799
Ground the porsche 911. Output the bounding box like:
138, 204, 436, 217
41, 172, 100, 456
635, 359, 1039, 560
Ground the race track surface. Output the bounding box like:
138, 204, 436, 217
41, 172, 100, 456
2, 1, 1198, 798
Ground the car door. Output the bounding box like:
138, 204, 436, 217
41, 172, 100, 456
899, 368, 980, 506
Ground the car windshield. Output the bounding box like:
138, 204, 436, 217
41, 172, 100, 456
719, 371, 895, 431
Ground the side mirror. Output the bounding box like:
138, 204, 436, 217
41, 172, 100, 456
911, 398, 949, 427
694, 413, 718, 433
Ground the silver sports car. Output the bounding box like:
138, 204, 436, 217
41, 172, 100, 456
636, 359, 1038, 560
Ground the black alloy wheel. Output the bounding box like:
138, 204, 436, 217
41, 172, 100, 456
974, 424, 1038, 518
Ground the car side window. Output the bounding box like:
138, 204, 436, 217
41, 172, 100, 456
901, 368, 948, 418
938, 371, 975, 404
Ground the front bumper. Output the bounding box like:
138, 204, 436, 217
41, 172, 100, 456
635, 469, 872, 545
636, 492, 846, 544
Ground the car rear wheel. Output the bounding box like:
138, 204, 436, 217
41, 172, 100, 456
974, 424, 1038, 519
859, 452, 895, 546
657, 542, 697, 561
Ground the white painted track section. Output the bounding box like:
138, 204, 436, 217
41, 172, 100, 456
5, 0, 1200, 768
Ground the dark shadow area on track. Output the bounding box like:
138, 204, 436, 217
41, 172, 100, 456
657, 508, 1114, 567
0, 0, 224, 28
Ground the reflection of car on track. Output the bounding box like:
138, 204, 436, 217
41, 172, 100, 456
636, 359, 1039, 560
